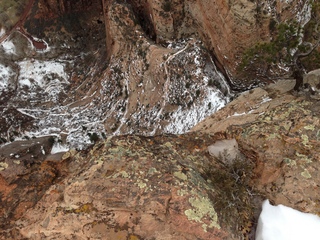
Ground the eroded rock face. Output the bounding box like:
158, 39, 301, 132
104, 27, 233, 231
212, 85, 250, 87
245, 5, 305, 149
1, 79, 320, 239
0, 0, 314, 148
1, 134, 253, 239
103, 0, 311, 86
194, 79, 320, 215
0, 0, 231, 149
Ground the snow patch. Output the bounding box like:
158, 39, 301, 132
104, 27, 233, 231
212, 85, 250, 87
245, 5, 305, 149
2, 39, 16, 55
256, 199, 320, 240
165, 88, 227, 134
0, 28, 4, 38
17, 59, 70, 101
18, 59, 69, 87
0, 64, 14, 92
50, 142, 69, 154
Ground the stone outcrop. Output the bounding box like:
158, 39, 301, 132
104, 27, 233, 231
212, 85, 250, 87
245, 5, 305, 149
0, 133, 253, 239
1, 1, 320, 238
194, 78, 320, 214
103, 0, 312, 86
1, 79, 320, 239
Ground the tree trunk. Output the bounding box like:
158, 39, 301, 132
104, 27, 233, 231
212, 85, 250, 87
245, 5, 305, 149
292, 58, 305, 91
293, 68, 304, 91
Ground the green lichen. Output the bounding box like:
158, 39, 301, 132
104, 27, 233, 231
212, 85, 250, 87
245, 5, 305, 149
316, 130, 320, 141
0, 162, 8, 171
13, 160, 20, 165
304, 125, 315, 131
74, 203, 95, 214
283, 122, 292, 131
147, 167, 158, 175
301, 134, 309, 146
136, 179, 147, 189
185, 196, 220, 232
94, 156, 105, 165
296, 152, 312, 163
164, 142, 173, 148
301, 169, 312, 179
177, 189, 188, 196
112, 171, 130, 178
267, 133, 279, 140
128, 235, 140, 240
174, 171, 188, 181
283, 158, 296, 166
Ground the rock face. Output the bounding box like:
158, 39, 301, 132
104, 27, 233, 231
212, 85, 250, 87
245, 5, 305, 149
0, 0, 231, 149
1, 79, 320, 239
1, 1, 320, 239
0, 0, 315, 147
103, 0, 312, 86
0, 134, 252, 239
194, 78, 320, 215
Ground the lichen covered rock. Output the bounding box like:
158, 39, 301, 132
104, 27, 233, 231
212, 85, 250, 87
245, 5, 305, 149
195, 79, 320, 216
2, 134, 257, 239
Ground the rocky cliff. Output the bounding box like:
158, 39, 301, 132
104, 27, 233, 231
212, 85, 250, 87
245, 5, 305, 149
103, 0, 313, 86
1, 0, 320, 239
0, 0, 316, 147
1, 78, 320, 239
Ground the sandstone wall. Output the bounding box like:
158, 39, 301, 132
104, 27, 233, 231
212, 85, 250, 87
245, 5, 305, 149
102, 0, 311, 86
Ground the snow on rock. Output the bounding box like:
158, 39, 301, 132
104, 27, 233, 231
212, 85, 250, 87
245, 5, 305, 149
1, 36, 230, 150
50, 142, 69, 154
17, 59, 70, 101
207, 139, 239, 165
2, 39, 16, 55
165, 88, 227, 134
256, 199, 320, 240
18, 59, 69, 87
0, 28, 4, 38
0, 64, 13, 92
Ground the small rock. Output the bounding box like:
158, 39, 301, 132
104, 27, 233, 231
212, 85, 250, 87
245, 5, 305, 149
207, 139, 240, 165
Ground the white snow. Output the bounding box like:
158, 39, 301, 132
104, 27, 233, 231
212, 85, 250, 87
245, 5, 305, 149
50, 142, 69, 154
17, 59, 70, 101
165, 89, 227, 134
0, 64, 14, 92
2, 39, 16, 55
256, 199, 320, 240
18, 59, 69, 87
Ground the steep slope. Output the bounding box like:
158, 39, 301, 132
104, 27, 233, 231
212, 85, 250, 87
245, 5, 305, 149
1, 78, 320, 239
193, 77, 320, 215
0, 0, 316, 150
0, 0, 233, 150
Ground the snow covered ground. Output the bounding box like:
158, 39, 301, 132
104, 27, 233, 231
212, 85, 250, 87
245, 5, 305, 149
165, 89, 226, 133
256, 200, 320, 240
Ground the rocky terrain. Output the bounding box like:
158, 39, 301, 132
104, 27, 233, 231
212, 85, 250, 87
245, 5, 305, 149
1, 0, 320, 239
1, 78, 320, 239
1, 0, 314, 149
0, 0, 232, 150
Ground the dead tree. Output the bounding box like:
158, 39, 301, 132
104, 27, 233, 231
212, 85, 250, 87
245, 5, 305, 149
292, 2, 320, 91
